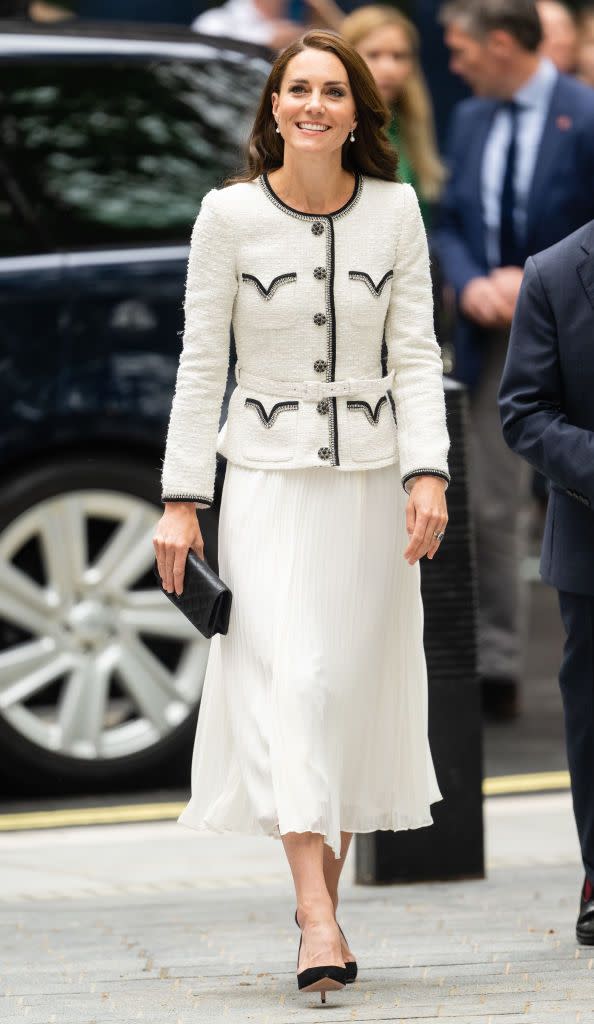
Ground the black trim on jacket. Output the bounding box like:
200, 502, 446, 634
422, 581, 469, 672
257, 171, 365, 468
401, 468, 451, 492
348, 270, 394, 296
161, 495, 212, 505
259, 171, 362, 220
327, 217, 339, 466
244, 397, 299, 428
241, 272, 297, 299
346, 395, 388, 426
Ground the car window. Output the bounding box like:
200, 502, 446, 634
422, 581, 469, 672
0, 53, 268, 252
0, 183, 38, 257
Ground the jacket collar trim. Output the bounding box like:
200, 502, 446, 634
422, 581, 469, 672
258, 170, 363, 220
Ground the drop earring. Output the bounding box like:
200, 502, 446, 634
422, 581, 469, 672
350, 129, 355, 142
275, 119, 280, 134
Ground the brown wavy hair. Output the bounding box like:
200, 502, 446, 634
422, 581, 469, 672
224, 30, 398, 186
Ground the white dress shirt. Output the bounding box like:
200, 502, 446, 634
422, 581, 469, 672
481, 57, 558, 267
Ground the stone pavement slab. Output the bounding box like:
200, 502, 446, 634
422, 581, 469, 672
0, 794, 593, 1023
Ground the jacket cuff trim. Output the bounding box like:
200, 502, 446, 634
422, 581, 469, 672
161, 494, 213, 505
401, 469, 450, 493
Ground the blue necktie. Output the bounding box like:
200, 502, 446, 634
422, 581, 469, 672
499, 100, 522, 267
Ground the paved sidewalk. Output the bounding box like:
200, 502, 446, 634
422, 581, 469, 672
1, 793, 593, 1023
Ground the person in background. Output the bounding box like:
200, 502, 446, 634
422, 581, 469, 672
498, 219, 594, 946
433, 0, 594, 720
577, 6, 594, 87
341, 4, 445, 226
413, 0, 471, 154
537, 0, 579, 74
191, 0, 344, 50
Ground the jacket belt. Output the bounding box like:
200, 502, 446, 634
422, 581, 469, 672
235, 365, 395, 402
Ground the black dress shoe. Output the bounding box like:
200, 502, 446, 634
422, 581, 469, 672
337, 921, 358, 983
480, 676, 520, 720
294, 910, 347, 1003
294, 909, 357, 982
577, 876, 594, 945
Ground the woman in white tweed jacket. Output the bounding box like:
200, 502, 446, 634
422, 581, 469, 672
154, 29, 450, 1003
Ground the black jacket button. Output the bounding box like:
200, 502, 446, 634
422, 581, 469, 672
318, 446, 331, 460
317, 399, 329, 414
311, 221, 324, 235
313, 266, 327, 280
313, 313, 327, 326
314, 359, 327, 373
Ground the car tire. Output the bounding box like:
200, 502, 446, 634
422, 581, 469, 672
0, 454, 218, 795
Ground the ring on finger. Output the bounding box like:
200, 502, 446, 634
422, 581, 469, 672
433, 530, 445, 542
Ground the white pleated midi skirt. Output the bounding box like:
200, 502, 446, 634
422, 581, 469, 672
177, 460, 442, 860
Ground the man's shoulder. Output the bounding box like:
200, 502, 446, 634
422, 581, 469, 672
554, 72, 594, 117
532, 220, 594, 273
450, 95, 497, 128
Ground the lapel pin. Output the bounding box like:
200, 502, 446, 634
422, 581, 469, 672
556, 115, 572, 131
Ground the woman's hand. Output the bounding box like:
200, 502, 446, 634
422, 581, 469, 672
153, 502, 205, 595
404, 476, 448, 565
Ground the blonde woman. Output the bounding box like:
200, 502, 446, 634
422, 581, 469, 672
342, 5, 445, 225
154, 29, 449, 1003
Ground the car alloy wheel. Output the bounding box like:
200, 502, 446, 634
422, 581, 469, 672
0, 461, 211, 783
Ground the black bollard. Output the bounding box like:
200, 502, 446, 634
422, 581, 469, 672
356, 379, 484, 883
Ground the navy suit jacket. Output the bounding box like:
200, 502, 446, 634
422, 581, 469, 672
433, 74, 594, 391
498, 220, 594, 595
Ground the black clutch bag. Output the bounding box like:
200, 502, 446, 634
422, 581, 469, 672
153, 549, 232, 639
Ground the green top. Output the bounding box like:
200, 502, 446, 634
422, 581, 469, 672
386, 109, 431, 230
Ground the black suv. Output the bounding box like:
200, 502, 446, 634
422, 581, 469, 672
0, 21, 270, 792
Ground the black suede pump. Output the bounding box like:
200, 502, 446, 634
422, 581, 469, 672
294, 909, 358, 983
294, 909, 347, 1002
337, 921, 358, 983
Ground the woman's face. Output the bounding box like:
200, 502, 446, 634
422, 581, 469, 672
355, 24, 414, 106
271, 48, 357, 156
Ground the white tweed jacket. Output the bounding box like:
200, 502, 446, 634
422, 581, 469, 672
161, 171, 450, 507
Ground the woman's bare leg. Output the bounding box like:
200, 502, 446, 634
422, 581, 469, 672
323, 831, 356, 964
323, 830, 352, 908
281, 831, 344, 973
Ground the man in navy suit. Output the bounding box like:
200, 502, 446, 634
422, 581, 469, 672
498, 221, 594, 944
433, 0, 594, 718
